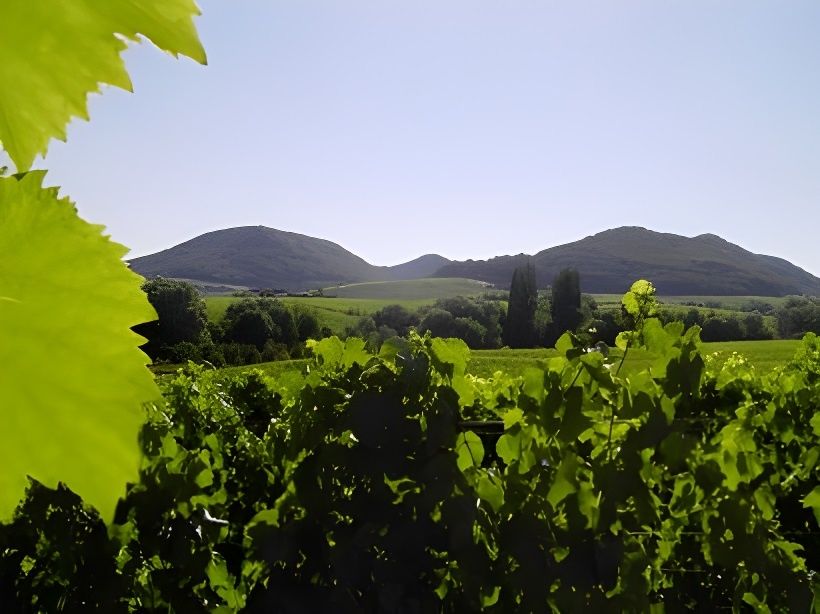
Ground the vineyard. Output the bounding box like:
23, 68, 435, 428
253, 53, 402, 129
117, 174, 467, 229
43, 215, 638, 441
1, 283, 818, 610
1, 4, 818, 612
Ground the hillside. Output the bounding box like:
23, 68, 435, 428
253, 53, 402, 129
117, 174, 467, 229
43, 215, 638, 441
130, 225, 820, 296
433, 227, 820, 295
385, 254, 452, 280
322, 278, 494, 300
129, 226, 449, 290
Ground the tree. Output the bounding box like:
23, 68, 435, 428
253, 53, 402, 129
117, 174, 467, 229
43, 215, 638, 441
134, 278, 208, 360
373, 304, 418, 336
742, 313, 772, 340
418, 308, 456, 338
227, 309, 277, 349
550, 268, 582, 336
292, 306, 321, 341
222, 297, 301, 351
701, 316, 743, 342
776, 296, 820, 338
502, 263, 537, 348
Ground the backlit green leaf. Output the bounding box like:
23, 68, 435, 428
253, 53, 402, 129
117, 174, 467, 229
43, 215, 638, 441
547, 453, 579, 508
477, 475, 504, 512
455, 431, 484, 471
430, 337, 469, 379
0, 0, 206, 171
0, 172, 158, 520
803, 486, 820, 525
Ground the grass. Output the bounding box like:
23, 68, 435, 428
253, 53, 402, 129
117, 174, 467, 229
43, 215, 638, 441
591, 294, 788, 310
206, 296, 445, 333
700, 339, 800, 372
322, 278, 495, 300
470, 340, 799, 378
206, 291, 504, 335
154, 338, 800, 384
220, 358, 309, 379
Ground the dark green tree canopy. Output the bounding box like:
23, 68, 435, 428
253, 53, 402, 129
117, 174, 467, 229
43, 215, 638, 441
550, 268, 582, 336
502, 263, 537, 348
222, 298, 301, 349
134, 277, 208, 359
373, 304, 418, 336
776, 296, 820, 338
227, 309, 277, 349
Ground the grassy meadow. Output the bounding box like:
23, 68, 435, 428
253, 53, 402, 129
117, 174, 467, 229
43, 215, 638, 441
206, 295, 445, 333
591, 294, 788, 310
322, 277, 495, 299
205, 277, 503, 333
208, 290, 786, 336
198, 286, 798, 380
457, 339, 800, 378
160, 339, 801, 383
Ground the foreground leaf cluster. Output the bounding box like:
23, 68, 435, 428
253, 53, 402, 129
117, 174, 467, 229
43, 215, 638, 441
1, 329, 818, 611
0, 0, 206, 521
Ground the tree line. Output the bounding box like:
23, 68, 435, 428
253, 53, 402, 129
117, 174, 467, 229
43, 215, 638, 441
134, 278, 326, 366
136, 274, 820, 367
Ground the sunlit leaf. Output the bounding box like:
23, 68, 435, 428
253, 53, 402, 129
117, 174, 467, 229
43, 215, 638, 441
310, 336, 344, 367
803, 486, 820, 525
430, 337, 469, 379
547, 453, 579, 508
455, 431, 484, 471
0, 0, 206, 171
477, 475, 504, 512
0, 172, 158, 520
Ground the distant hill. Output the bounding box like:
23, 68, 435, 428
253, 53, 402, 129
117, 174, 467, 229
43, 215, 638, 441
129, 226, 451, 290
433, 227, 820, 295
323, 278, 495, 300
129, 225, 820, 296
386, 254, 452, 280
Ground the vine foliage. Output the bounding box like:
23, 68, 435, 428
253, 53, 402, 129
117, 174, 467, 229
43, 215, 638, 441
0, 1, 205, 519
2, 298, 818, 610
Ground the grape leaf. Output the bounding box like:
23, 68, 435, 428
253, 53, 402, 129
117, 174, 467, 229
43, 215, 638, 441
622, 279, 657, 319
803, 486, 820, 525
455, 431, 484, 471
0, 0, 206, 172
0, 172, 159, 520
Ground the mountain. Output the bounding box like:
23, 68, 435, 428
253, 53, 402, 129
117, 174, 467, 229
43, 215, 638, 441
433, 227, 820, 295
129, 225, 820, 296
128, 226, 451, 290
386, 254, 452, 280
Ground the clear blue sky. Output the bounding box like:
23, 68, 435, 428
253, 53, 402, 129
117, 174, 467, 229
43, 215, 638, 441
31, 0, 820, 275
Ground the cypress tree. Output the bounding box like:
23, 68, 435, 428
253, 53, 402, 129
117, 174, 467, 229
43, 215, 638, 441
502, 262, 537, 348
550, 268, 582, 335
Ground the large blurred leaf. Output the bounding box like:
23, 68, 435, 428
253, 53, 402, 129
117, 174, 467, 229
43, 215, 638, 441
0, 172, 158, 520
0, 0, 206, 171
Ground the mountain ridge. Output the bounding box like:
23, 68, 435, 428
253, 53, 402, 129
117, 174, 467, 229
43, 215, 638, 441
128, 225, 820, 296
434, 227, 820, 295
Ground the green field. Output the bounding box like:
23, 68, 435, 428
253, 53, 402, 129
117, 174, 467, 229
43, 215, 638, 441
591, 294, 788, 310
323, 277, 495, 300
162, 339, 800, 383
207, 289, 787, 336
206, 278, 502, 334
206, 295, 449, 333
469, 340, 799, 378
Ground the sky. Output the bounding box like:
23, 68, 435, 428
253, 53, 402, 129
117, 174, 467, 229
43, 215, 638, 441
26, 1, 820, 274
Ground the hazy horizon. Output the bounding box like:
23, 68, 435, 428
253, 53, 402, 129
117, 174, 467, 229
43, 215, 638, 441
11, 1, 819, 274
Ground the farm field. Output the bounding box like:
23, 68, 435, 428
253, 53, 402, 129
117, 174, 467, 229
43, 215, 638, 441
207, 290, 787, 336
460, 339, 800, 378
159, 338, 801, 382
322, 277, 496, 299
591, 294, 788, 310
206, 278, 501, 331
206, 295, 446, 333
